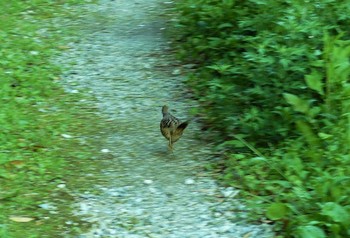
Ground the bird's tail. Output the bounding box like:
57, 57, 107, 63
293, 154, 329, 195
172, 117, 194, 143
177, 120, 189, 131
177, 116, 196, 131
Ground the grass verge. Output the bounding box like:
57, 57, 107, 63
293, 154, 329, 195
0, 1, 108, 237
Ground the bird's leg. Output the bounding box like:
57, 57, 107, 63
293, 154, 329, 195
168, 136, 173, 150
168, 137, 175, 158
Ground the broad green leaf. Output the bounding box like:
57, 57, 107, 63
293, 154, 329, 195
318, 132, 333, 140
280, 58, 290, 68
305, 70, 324, 95
218, 23, 233, 29
273, 180, 292, 188
283, 93, 309, 113
266, 202, 288, 220
296, 225, 326, 238
295, 120, 320, 148
250, 157, 267, 162
320, 202, 350, 225
206, 64, 232, 74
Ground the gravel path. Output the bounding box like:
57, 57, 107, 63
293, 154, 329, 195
56, 0, 274, 237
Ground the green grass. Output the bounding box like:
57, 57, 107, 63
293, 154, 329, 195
0, 1, 106, 237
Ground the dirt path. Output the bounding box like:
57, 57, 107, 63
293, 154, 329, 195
56, 0, 273, 237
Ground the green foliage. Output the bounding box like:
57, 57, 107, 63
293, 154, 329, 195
173, 0, 350, 144
296, 226, 326, 238
170, 0, 350, 237
266, 203, 289, 221
0, 0, 99, 237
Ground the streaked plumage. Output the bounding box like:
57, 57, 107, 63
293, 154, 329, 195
160, 105, 189, 150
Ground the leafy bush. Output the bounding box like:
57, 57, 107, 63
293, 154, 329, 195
173, 0, 350, 144
170, 0, 350, 237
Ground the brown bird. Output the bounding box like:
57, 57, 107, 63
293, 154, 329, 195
160, 105, 189, 150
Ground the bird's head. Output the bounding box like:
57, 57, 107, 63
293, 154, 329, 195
162, 105, 169, 115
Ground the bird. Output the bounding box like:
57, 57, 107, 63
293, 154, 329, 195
160, 105, 189, 150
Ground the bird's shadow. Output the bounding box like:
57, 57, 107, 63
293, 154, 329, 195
152, 146, 177, 160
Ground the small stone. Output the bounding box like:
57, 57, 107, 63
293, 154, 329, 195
185, 178, 195, 185
57, 183, 66, 189
61, 134, 73, 139
172, 69, 181, 75
144, 179, 153, 185
183, 63, 197, 69
214, 212, 222, 217
30, 51, 39, 55
222, 187, 239, 198
101, 149, 110, 153
109, 191, 122, 197
38, 203, 57, 210
80, 203, 90, 213
149, 187, 158, 193
108, 229, 117, 235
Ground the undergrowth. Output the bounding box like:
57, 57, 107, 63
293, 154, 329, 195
169, 0, 350, 237
0, 1, 103, 237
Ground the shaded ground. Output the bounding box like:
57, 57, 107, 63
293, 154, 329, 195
55, 0, 273, 237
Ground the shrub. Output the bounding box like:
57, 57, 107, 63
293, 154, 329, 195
173, 0, 350, 145
170, 0, 350, 237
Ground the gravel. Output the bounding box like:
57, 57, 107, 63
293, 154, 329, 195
54, 0, 274, 237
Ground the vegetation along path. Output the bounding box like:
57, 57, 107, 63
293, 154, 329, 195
56, 0, 273, 237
